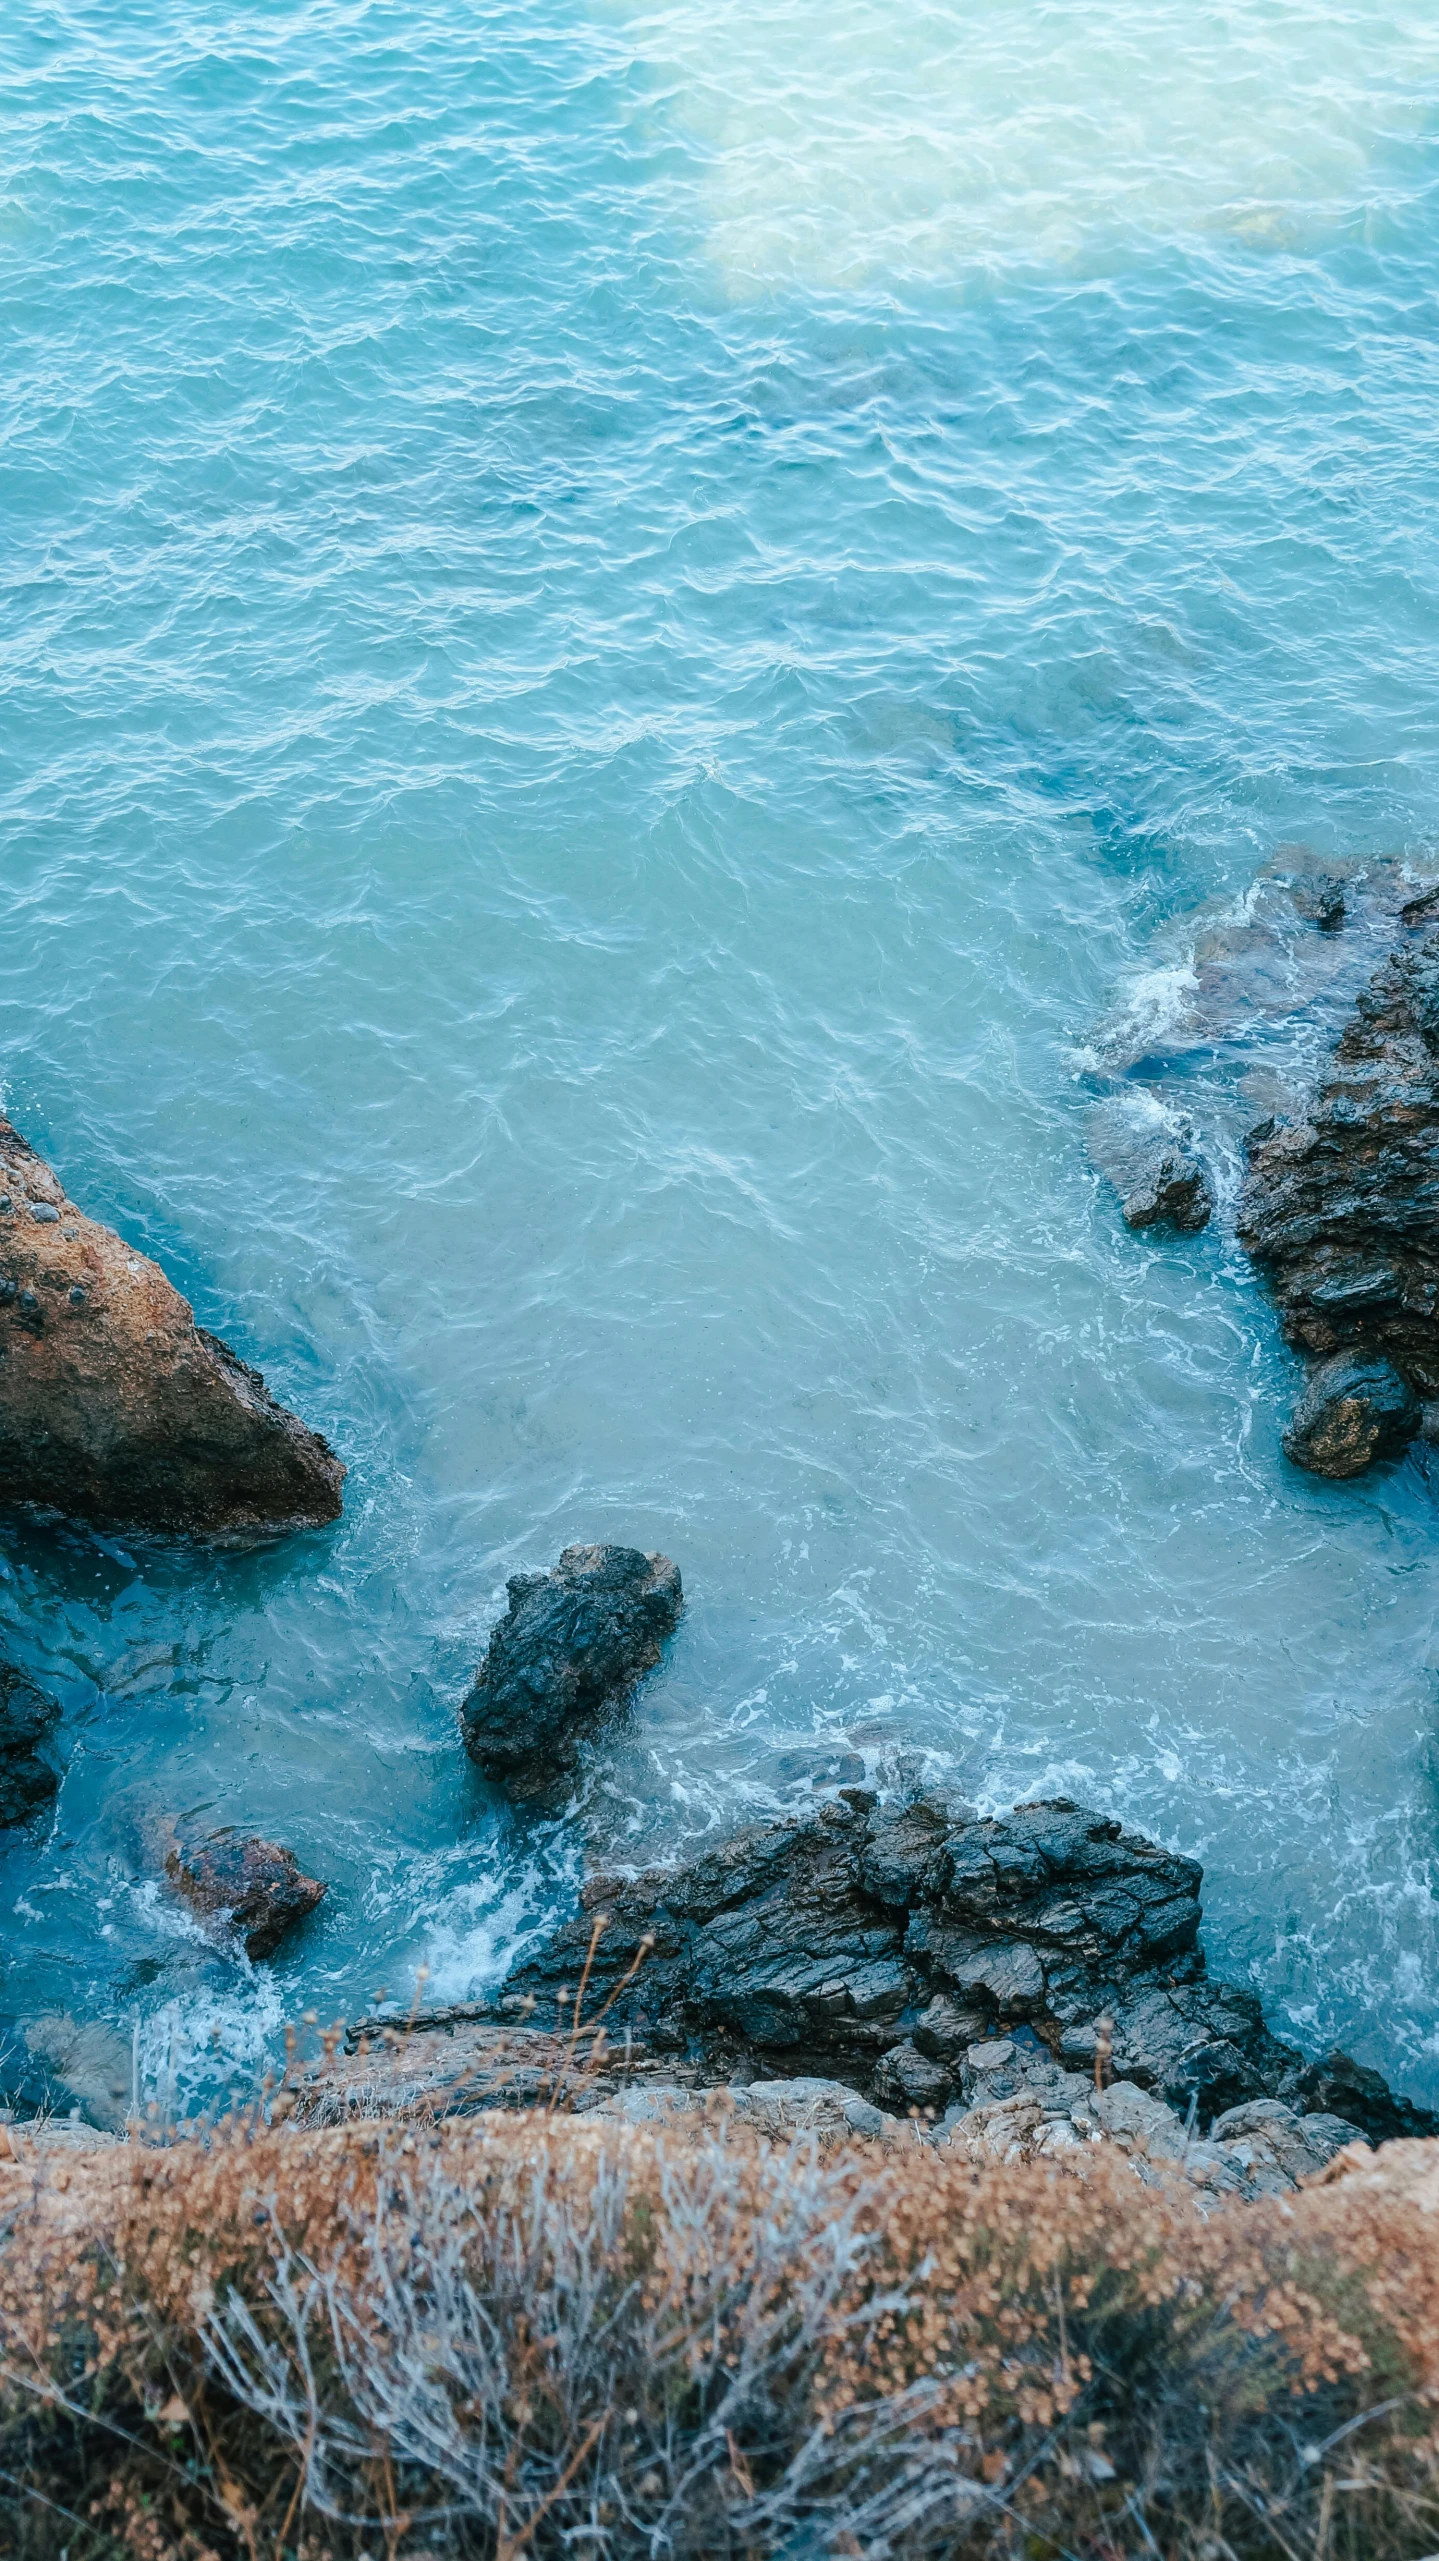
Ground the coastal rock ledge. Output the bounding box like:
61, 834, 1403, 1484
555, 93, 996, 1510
0, 1117, 344, 1537
498, 1793, 1432, 2141
305, 1795, 1434, 2152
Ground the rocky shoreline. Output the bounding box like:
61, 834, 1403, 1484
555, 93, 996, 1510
4, 898, 1439, 2163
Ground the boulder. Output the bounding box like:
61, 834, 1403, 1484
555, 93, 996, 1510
164, 1828, 326, 1961
1237, 922, 1439, 1466
1281, 1353, 1420, 1478
0, 1117, 343, 1537
500, 1791, 1381, 2130
460, 1543, 683, 1801
0, 1662, 61, 1827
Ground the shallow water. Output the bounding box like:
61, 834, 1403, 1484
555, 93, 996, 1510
4, 0, 1439, 2115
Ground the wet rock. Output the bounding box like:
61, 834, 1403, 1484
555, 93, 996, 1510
0, 1116, 344, 1538
164, 1828, 327, 1961
1281, 1353, 1420, 1478
0, 1662, 62, 1828
1088, 1098, 1214, 1234
1237, 925, 1439, 1462
460, 1543, 683, 1801
500, 1792, 1383, 2129
1291, 875, 1347, 932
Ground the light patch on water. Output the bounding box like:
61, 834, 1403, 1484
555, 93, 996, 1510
137, 1972, 288, 2122
605, 0, 1439, 291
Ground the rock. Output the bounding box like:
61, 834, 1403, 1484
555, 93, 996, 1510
500, 1792, 1370, 2129
1237, 925, 1439, 1465
19, 2015, 133, 2131
874, 2040, 953, 2114
1291, 875, 1347, 932
589, 2077, 905, 2147
0, 1116, 344, 1537
164, 1829, 327, 1961
1208, 2098, 1364, 2186
933, 2048, 1371, 2201
1088, 1097, 1214, 1234
0, 1661, 61, 1827
1280, 2045, 1439, 2146
1281, 1353, 1420, 1477
460, 1543, 683, 1800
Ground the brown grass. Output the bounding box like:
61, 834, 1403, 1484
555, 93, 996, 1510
1, 2114, 1439, 2559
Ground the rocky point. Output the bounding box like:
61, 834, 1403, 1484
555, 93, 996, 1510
0, 1116, 344, 1537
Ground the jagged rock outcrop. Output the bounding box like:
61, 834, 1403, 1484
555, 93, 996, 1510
461, 1543, 683, 1801
296, 2006, 1370, 2207
496, 1792, 1424, 2135
1238, 910, 1439, 1473
0, 1663, 61, 1827
0, 1117, 344, 1537
164, 1828, 327, 1961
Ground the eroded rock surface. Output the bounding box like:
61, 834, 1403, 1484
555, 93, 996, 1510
497, 1792, 1420, 2133
165, 1828, 327, 1961
0, 1117, 344, 1537
1237, 916, 1439, 1471
461, 1543, 683, 1800
0, 1662, 61, 1827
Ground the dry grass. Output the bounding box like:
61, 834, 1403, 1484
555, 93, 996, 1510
1, 2112, 1438, 2560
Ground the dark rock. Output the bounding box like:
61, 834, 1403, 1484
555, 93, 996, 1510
1087, 1100, 1213, 1234
0, 1662, 61, 1827
0, 1117, 344, 1538
1280, 2046, 1439, 2146
461, 1543, 683, 1801
1291, 876, 1347, 932
874, 2040, 952, 2114
164, 1828, 327, 1961
500, 1792, 1365, 2129
1281, 1353, 1420, 1477
1237, 926, 1439, 1461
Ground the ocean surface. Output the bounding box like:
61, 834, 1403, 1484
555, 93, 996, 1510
5, 0, 1439, 2119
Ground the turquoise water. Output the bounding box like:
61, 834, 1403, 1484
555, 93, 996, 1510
5, 0, 1439, 2115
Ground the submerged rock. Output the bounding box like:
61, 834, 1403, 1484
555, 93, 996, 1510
1237, 922, 1439, 1469
1088, 1098, 1214, 1234
1281, 1353, 1420, 1478
499, 1791, 1385, 2130
0, 1116, 344, 1538
165, 1828, 327, 1961
461, 1543, 683, 1801
0, 1662, 61, 1828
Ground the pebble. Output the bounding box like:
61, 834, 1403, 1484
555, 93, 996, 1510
68, 1286, 87, 1309
29, 1204, 59, 1225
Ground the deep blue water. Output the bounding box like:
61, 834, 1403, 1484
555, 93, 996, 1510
4, 0, 1439, 2117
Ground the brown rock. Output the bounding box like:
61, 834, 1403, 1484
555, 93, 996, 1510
0, 1117, 344, 1537
1237, 926, 1439, 1459
165, 1829, 327, 1960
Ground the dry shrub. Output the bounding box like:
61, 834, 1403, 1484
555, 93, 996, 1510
2, 2115, 1439, 2559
